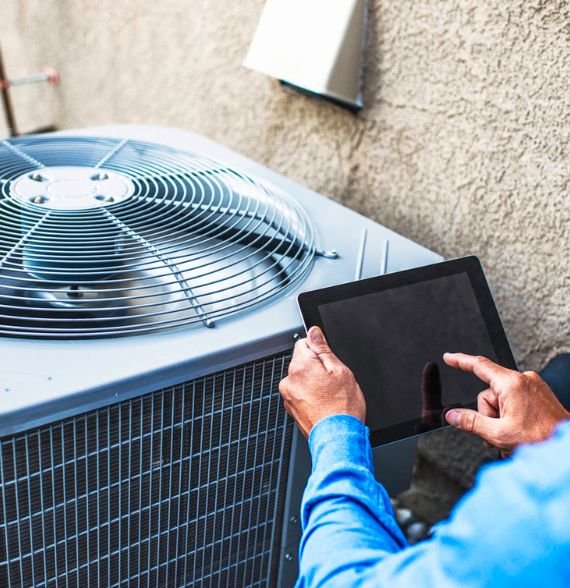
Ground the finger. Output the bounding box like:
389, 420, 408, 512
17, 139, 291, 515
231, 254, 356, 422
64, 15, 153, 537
445, 408, 502, 445
477, 388, 499, 418
443, 353, 512, 386
289, 338, 318, 371
306, 326, 343, 371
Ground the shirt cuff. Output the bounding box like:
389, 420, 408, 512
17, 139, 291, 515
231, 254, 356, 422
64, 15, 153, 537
308, 414, 374, 474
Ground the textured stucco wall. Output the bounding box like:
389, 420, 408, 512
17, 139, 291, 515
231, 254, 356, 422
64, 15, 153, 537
1, 0, 568, 368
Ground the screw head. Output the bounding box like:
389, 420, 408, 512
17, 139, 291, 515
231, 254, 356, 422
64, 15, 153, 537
318, 248, 338, 259
29, 173, 48, 182
284, 552, 293, 562
289, 515, 298, 524
66, 285, 84, 299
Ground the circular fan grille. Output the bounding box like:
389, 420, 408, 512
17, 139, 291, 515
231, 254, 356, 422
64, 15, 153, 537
0, 136, 315, 338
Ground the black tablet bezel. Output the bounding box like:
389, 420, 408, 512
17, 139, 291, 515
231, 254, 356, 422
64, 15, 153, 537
297, 256, 517, 445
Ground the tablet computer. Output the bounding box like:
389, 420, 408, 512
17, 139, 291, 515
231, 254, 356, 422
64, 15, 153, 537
297, 256, 516, 445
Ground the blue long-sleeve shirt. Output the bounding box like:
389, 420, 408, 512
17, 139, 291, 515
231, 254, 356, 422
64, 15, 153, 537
298, 415, 570, 587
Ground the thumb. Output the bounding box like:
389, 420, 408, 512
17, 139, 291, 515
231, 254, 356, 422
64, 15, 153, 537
306, 326, 341, 371
445, 408, 501, 445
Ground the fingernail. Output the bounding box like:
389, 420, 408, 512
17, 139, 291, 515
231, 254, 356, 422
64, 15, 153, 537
309, 326, 324, 344
446, 410, 461, 426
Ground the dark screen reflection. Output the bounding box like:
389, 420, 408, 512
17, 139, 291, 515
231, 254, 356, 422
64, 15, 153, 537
318, 272, 497, 437
416, 361, 463, 433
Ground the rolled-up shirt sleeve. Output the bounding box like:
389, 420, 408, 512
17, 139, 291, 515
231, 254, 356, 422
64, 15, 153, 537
297, 416, 570, 588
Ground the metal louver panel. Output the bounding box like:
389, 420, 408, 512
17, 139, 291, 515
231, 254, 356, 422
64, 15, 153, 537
0, 351, 293, 587
0, 137, 315, 338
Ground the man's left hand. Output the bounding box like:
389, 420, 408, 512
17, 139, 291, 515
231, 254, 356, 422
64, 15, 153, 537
279, 326, 366, 437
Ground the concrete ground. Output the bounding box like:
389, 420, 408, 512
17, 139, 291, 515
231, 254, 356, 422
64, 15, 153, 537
398, 428, 499, 525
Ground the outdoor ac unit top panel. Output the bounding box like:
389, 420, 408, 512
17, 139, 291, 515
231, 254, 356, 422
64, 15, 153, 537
0, 125, 440, 435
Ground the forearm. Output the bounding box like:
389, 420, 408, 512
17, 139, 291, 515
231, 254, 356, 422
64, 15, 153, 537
299, 420, 570, 588
298, 415, 407, 587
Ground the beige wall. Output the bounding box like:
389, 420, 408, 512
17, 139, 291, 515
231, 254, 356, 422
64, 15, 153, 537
1, 0, 568, 368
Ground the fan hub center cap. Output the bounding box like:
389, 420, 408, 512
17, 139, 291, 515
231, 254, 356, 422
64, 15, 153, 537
9, 166, 135, 210
48, 179, 96, 198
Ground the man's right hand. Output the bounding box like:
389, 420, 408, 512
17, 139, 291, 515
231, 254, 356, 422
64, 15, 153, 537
444, 353, 570, 455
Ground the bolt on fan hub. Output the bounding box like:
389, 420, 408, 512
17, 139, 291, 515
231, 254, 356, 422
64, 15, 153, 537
9, 166, 135, 210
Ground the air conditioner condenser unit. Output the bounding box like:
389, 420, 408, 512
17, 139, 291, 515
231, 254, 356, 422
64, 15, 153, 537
0, 125, 440, 587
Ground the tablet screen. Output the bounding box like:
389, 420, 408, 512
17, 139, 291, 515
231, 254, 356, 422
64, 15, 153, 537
299, 258, 515, 445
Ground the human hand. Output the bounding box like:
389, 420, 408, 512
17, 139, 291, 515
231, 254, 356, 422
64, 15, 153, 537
279, 326, 366, 437
444, 353, 570, 455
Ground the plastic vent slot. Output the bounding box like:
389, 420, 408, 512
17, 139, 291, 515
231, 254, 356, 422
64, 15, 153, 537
0, 137, 315, 338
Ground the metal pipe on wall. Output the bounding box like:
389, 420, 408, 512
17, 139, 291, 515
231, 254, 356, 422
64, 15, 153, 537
0, 44, 18, 136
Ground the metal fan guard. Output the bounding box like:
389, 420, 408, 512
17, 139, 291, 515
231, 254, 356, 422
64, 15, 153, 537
0, 136, 315, 338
